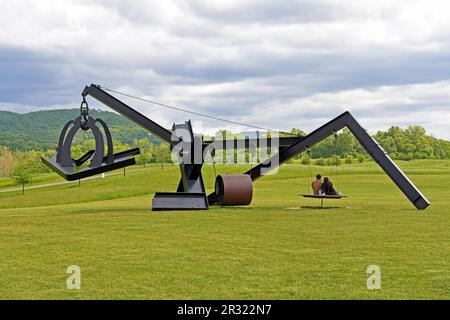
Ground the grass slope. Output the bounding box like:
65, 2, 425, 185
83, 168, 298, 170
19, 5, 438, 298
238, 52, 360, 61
0, 161, 449, 299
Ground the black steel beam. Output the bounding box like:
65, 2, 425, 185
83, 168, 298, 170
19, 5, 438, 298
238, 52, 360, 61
345, 114, 430, 210
83, 84, 305, 151
243, 112, 351, 181
82, 84, 173, 143
208, 111, 430, 210
203, 136, 304, 151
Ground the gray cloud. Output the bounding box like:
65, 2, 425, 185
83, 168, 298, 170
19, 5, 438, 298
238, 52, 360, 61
186, 0, 353, 24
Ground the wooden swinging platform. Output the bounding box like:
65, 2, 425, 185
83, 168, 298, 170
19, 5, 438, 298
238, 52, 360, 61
301, 194, 347, 208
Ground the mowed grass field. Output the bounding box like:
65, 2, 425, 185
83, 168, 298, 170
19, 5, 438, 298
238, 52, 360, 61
0, 160, 449, 299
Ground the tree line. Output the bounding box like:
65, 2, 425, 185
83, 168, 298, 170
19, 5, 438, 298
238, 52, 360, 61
287, 125, 449, 162
0, 124, 448, 192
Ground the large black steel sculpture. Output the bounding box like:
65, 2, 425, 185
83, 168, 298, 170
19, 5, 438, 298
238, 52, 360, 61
42, 84, 430, 211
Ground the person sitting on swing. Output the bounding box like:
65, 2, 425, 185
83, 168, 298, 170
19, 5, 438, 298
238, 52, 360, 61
311, 174, 323, 195
321, 177, 338, 195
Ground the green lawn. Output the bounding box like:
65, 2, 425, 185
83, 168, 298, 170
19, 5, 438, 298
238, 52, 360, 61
0, 161, 449, 299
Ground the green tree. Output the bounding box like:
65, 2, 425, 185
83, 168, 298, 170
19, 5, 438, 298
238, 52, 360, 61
287, 128, 306, 137
133, 138, 153, 167
300, 154, 311, 165
155, 143, 171, 170
314, 158, 326, 166
344, 155, 353, 164
113, 140, 131, 154
0, 147, 14, 178
10, 156, 34, 194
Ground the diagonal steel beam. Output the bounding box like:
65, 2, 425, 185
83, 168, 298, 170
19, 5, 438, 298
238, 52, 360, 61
82, 84, 174, 143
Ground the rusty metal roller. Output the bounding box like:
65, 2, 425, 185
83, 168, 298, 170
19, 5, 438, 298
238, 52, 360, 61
215, 174, 253, 205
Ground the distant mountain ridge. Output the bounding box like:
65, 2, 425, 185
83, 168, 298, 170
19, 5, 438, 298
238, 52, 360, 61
0, 109, 162, 151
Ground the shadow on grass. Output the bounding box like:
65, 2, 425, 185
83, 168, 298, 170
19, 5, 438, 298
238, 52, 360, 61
61, 207, 148, 216
286, 206, 346, 210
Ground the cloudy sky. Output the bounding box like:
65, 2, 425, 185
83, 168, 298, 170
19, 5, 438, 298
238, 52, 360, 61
0, 0, 449, 139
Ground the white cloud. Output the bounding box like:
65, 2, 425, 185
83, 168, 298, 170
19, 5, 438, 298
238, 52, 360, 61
244, 81, 450, 139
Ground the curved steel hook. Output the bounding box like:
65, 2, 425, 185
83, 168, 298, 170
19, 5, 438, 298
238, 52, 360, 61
95, 118, 114, 164
57, 116, 105, 168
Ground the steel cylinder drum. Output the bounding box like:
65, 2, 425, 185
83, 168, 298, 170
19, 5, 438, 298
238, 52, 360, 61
215, 174, 253, 205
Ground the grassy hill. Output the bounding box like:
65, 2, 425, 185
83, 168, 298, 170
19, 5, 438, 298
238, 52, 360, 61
0, 109, 162, 151
0, 161, 449, 299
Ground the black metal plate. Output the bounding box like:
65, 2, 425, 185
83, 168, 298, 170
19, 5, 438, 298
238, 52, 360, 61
152, 192, 209, 211
41, 148, 140, 181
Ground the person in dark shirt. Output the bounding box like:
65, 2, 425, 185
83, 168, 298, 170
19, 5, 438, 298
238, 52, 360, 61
321, 177, 338, 195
